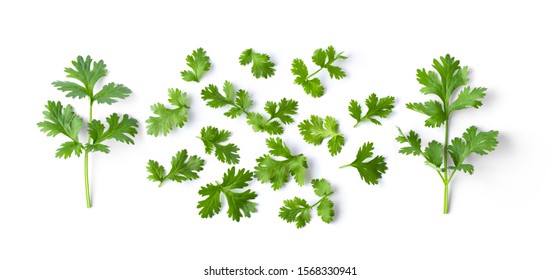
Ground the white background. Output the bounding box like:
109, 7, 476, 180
1, 1, 559, 279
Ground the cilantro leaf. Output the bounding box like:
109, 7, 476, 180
291, 46, 347, 97
246, 98, 298, 135
239, 48, 276, 78
198, 126, 240, 165
87, 113, 138, 152
449, 86, 486, 112
396, 128, 423, 156
279, 197, 311, 228
146, 88, 189, 136
406, 100, 446, 128
201, 81, 253, 118
255, 138, 308, 190
341, 142, 387, 185
416, 54, 469, 102
181, 48, 211, 83
52, 56, 107, 97
448, 126, 499, 174
146, 149, 205, 188
349, 93, 395, 127
197, 167, 256, 222
298, 115, 345, 156
279, 178, 335, 228
38, 101, 83, 143
424, 140, 444, 171
93, 82, 132, 105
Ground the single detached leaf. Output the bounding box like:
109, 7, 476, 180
246, 98, 298, 135
349, 93, 395, 127
197, 167, 256, 222
146, 149, 205, 187
255, 138, 308, 190
181, 48, 211, 82
342, 142, 387, 185
146, 88, 189, 136
201, 81, 253, 118
298, 115, 345, 156
199, 126, 240, 165
292, 46, 346, 98
239, 48, 276, 78
280, 178, 335, 228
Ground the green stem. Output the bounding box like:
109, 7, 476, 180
443, 181, 449, 214
84, 99, 93, 208
442, 108, 450, 214
339, 164, 352, 168
310, 192, 333, 208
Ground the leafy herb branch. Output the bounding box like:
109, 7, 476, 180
38, 55, 138, 207
396, 54, 499, 214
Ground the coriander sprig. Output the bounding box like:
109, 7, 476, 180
292, 46, 347, 97
397, 54, 499, 214
38, 55, 138, 208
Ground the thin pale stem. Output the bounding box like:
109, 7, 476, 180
84, 100, 93, 208
310, 192, 333, 208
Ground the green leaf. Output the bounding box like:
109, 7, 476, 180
449, 126, 499, 170
424, 140, 443, 168
89, 113, 138, 148
146, 149, 205, 187
37, 101, 83, 143
416, 54, 469, 103
52, 81, 88, 99
279, 197, 311, 228
199, 126, 240, 165
246, 98, 298, 135
255, 137, 308, 190
312, 178, 332, 197
146, 160, 165, 183
181, 48, 211, 82
342, 142, 387, 185
450, 86, 486, 112
349, 93, 395, 127
56, 55, 107, 93
449, 164, 474, 175
201, 81, 253, 118
93, 82, 132, 105
239, 48, 276, 78
146, 88, 189, 136
265, 98, 298, 125
197, 167, 256, 222
292, 46, 346, 98
55, 141, 84, 159
406, 100, 446, 127
396, 128, 423, 156
298, 115, 345, 156
280, 178, 335, 228
317, 198, 334, 223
